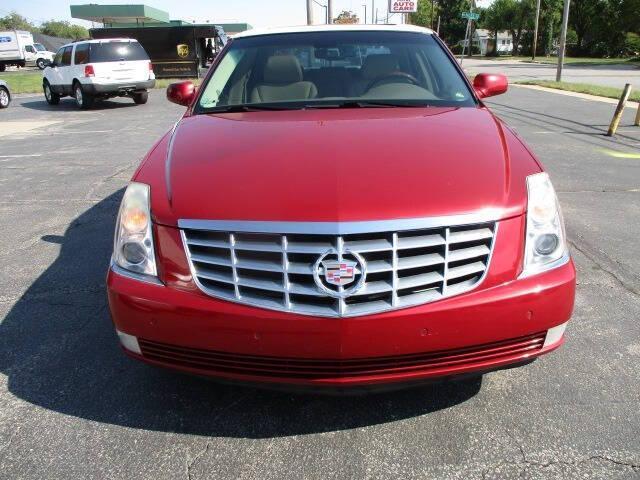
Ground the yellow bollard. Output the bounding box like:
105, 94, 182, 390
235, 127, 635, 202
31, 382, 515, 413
607, 83, 632, 136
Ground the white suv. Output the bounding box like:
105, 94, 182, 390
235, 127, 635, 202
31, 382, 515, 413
43, 38, 155, 109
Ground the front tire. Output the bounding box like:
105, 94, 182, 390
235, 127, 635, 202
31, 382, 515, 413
36, 58, 46, 70
73, 82, 93, 109
43, 81, 60, 105
132, 91, 148, 104
0, 87, 10, 109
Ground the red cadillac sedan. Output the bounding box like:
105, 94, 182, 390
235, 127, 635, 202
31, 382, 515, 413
107, 25, 575, 391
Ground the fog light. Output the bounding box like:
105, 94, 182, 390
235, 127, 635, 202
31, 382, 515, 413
543, 322, 567, 348
122, 241, 146, 265
534, 233, 559, 256
116, 330, 141, 354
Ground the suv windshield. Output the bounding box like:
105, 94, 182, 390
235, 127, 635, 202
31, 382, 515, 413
89, 41, 149, 63
196, 31, 474, 113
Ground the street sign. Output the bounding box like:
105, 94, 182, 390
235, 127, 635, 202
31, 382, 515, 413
461, 11, 480, 20
389, 0, 419, 13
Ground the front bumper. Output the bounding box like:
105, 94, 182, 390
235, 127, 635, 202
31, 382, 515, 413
107, 257, 575, 389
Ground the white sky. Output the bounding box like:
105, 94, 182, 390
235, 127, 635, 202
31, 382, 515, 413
1, 0, 494, 29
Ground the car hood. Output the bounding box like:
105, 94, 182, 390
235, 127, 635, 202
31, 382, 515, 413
142, 107, 541, 226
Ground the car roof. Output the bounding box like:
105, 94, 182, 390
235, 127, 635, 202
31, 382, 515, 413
233, 24, 434, 39
60, 38, 140, 49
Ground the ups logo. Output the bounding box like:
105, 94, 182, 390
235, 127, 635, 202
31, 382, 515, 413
176, 44, 189, 58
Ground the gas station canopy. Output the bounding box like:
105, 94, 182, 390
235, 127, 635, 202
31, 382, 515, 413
70, 4, 170, 26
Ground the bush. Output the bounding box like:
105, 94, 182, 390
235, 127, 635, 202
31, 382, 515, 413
622, 33, 640, 57
450, 44, 481, 55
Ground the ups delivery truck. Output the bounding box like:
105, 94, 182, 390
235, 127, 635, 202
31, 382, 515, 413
90, 25, 227, 78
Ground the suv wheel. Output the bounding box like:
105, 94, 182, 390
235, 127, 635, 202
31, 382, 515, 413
73, 82, 93, 109
132, 91, 148, 105
43, 81, 60, 105
0, 87, 10, 109
36, 58, 46, 70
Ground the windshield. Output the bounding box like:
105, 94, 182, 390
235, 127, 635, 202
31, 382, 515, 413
195, 31, 475, 113
34, 43, 46, 52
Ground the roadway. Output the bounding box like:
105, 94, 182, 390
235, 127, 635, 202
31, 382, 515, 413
0, 87, 639, 479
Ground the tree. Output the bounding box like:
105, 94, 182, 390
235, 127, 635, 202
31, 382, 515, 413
569, 0, 600, 54
0, 12, 38, 31
333, 10, 359, 24
40, 21, 88, 41
409, 0, 472, 46
480, 0, 534, 55
483, 0, 512, 55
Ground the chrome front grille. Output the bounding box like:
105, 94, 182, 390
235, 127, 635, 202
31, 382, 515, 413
180, 217, 497, 317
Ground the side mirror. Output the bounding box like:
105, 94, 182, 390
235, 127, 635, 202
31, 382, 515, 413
473, 73, 508, 99
48, 62, 57, 68
166, 81, 196, 107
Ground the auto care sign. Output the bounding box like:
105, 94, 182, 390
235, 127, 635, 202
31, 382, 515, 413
389, 0, 418, 13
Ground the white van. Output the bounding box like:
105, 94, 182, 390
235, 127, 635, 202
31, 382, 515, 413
0, 30, 55, 70
43, 38, 156, 109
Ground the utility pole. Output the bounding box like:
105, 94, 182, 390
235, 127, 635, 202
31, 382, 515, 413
467, 0, 476, 58
327, 0, 333, 24
375, 8, 379, 24
556, 0, 571, 81
371, 0, 375, 24
362, 4, 367, 23
532, 0, 541, 60
306, 0, 314, 25
431, 0, 435, 29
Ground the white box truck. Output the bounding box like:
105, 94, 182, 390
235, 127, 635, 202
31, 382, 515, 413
0, 30, 55, 71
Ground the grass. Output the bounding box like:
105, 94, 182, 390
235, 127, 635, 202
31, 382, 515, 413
475, 55, 639, 67
0, 72, 42, 94
0, 70, 202, 94
523, 56, 639, 67
516, 80, 640, 102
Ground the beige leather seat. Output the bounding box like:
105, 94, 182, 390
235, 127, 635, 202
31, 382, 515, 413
250, 55, 318, 103
355, 54, 400, 96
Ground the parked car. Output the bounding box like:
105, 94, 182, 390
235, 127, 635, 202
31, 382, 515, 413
0, 30, 54, 70
107, 25, 576, 392
0, 79, 10, 108
43, 38, 155, 109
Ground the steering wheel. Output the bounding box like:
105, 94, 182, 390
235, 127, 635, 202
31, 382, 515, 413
366, 71, 421, 92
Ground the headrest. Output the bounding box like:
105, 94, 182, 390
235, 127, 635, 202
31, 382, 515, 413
361, 54, 400, 80
263, 55, 304, 84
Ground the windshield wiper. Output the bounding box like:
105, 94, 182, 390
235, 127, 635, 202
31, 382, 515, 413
305, 100, 432, 109
206, 104, 302, 113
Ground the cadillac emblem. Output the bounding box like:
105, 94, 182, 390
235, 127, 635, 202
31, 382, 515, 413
313, 250, 366, 298
323, 260, 357, 286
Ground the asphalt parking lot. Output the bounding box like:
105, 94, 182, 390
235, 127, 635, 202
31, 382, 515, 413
0, 88, 639, 479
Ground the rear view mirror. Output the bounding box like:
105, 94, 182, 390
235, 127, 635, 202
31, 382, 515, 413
473, 73, 508, 99
166, 81, 196, 107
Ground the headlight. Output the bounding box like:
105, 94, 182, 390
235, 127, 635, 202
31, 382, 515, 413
521, 172, 569, 277
113, 182, 157, 277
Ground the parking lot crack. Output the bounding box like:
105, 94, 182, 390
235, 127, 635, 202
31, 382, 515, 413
184, 395, 248, 480
568, 238, 640, 297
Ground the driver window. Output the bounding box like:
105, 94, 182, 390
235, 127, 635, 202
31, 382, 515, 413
60, 46, 73, 66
